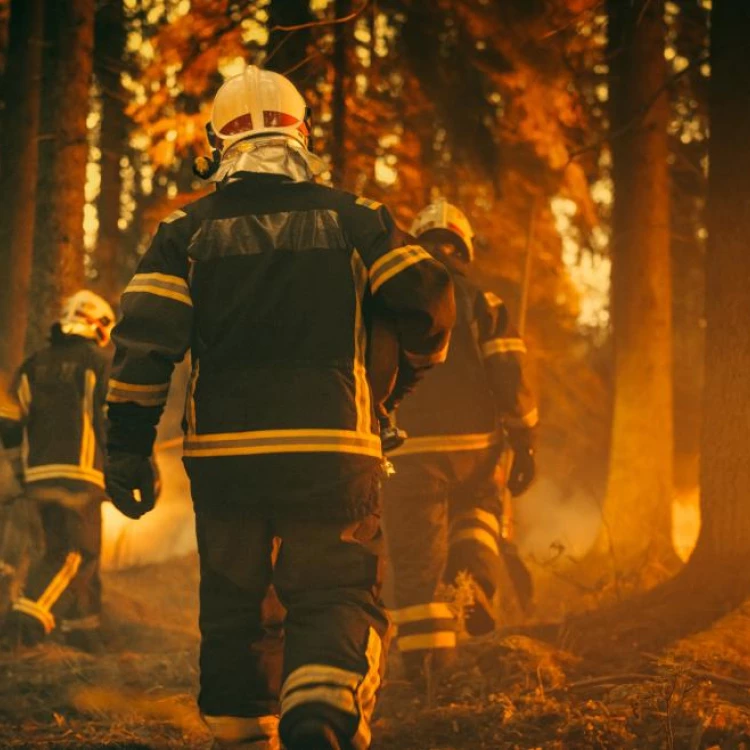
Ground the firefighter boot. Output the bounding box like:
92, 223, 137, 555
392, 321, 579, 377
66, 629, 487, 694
402, 646, 457, 687
64, 627, 105, 654
284, 719, 342, 750
1, 609, 46, 648
464, 578, 497, 637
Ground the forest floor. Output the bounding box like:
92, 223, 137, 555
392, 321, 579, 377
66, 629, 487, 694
1, 554, 750, 750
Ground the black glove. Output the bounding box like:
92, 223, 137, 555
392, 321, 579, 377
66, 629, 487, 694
506, 428, 536, 497
378, 411, 407, 453
105, 451, 159, 520
383, 355, 428, 414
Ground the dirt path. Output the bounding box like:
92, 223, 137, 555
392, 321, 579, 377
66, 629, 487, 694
1, 555, 750, 749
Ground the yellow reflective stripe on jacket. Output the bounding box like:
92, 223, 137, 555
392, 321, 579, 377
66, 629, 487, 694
184, 360, 199, 435
17, 373, 32, 416
482, 337, 527, 357
123, 272, 192, 306
80, 370, 96, 470
397, 631, 456, 652
404, 341, 449, 368
107, 379, 171, 407
25, 464, 105, 488
351, 250, 372, 435
389, 431, 500, 457
184, 428, 382, 459
390, 602, 454, 625
506, 408, 539, 429
369, 245, 434, 294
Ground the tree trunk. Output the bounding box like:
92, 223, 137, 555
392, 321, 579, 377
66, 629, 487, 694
671, 190, 705, 501
0, 0, 44, 374
27, 0, 94, 351
266, 0, 313, 77
0, 0, 10, 78
598, 0, 674, 571
525, 1, 750, 660
331, 0, 351, 187
671, 0, 708, 518
688, 0, 750, 575
94, 0, 126, 303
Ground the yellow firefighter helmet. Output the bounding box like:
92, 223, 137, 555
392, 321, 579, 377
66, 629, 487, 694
59, 290, 115, 347
210, 65, 311, 154
410, 198, 475, 263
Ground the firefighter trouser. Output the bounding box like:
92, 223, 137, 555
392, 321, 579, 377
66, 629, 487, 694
195, 507, 390, 750
12, 494, 102, 636
384, 448, 502, 659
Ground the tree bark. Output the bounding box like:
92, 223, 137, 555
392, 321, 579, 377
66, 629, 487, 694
598, 0, 674, 570
266, 0, 313, 78
331, 0, 351, 187
671, 192, 705, 499
0, 0, 44, 374
94, 0, 126, 303
562, 1, 750, 659
688, 0, 750, 572
27, 0, 94, 351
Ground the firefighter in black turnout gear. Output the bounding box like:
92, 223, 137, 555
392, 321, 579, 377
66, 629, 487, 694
384, 199, 538, 682
104, 65, 455, 750
0, 291, 114, 650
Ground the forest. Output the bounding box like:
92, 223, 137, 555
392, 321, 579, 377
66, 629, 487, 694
0, 0, 749, 748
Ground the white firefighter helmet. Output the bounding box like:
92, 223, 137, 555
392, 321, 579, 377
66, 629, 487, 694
59, 290, 115, 347
410, 198, 475, 262
210, 65, 311, 154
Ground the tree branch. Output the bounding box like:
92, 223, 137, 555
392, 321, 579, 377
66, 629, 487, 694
568, 53, 711, 162
267, 0, 370, 33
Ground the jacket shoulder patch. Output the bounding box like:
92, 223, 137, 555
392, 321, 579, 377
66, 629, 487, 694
484, 291, 503, 308
162, 209, 187, 225
355, 196, 382, 211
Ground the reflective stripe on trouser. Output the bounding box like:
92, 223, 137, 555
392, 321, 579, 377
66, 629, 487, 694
203, 714, 280, 750
280, 628, 382, 750
12, 498, 102, 634
13, 550, 82, 634
384, 449, 502, 628
193, 500, 390, 750
390, 602, 457, 654
445, 506, 502, 599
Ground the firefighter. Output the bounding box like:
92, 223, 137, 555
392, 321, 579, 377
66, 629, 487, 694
383, 198, 538, 683
0, 291, 115, 651
103, 65, 455, 750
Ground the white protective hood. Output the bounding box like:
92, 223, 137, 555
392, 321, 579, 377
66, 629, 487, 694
211, 136, 327, 184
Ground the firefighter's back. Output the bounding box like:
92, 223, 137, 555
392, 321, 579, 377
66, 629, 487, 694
20, 333, 108, 493
189, 176, 371, 441
180, 175, 386, 518
394, 272, 498, 448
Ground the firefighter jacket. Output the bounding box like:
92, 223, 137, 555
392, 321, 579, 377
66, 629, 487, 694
0, 330, 109, 494
106, 172, 455, 518
391, 268, 537, 457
